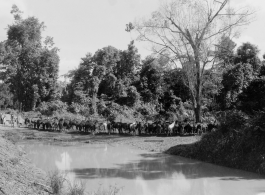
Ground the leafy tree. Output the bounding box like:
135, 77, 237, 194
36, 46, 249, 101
202, 69, 223, 111
65, 53, 94, 104
218, 63, 254, 109
0, 83, 13, 109
93, 46, 120, 73
89, 65, 106, 114
234, 42, 261, 72
138, 56, 164, 103
238, 78, 265, 114
114, 41, 141, 79
98, 73, 117, 97
66, 42, 142, 104
126, 86, 141, 107
36, 100, 68, 116
163, 90, 181, 112
0, 5, 59, 111
163, 68, 190, 103
259, 63, 265, 77
88, 76, 100, 114
215, 35, 236, 69
113, 78, 127, 99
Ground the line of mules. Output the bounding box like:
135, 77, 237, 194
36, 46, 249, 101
25, 117, 218, 136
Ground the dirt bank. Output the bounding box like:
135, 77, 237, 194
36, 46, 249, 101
0, 130, 50, 195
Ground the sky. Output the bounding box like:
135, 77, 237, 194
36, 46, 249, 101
0, 0, 265, 80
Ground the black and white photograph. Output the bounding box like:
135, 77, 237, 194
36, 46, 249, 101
0, 0, 265, 194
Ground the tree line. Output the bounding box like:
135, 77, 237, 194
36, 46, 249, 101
0, 2, 263, 125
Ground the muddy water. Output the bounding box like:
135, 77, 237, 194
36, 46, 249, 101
20, 142, 265, 195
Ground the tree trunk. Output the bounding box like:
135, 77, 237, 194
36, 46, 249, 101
195, 52, 202, 123
195, 103, 201, 123
91, 92, 97, 115
195, 80, 202, 123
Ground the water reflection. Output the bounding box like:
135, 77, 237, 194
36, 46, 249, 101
55, 152, 72, 170
21, 142, 265, 195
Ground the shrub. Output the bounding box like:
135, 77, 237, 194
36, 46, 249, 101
136, 103, 157, 116
248, 111, 265, 132
68, 102, 90, 116
216, 109, 248, 134
97, 99, 107, 115
238, 78, 265, 114
67, 180, 86, 195
22, 111, 41, 119
126, 86, 141, 107
36, 100, 68, 116
47, 170, 66, 195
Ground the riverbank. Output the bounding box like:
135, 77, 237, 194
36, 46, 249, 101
166, 130, 265, 175
0, 126, 201, 153
0, 131, 50, 195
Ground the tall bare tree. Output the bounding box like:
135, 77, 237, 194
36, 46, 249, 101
133, 0, 254, 122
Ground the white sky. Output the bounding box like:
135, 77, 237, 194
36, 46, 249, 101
0, 0, 265, 79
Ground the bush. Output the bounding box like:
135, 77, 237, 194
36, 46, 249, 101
68, 102, 90, 116
216, 109, 248, 134
167, 109, 265, 175
48, 170, 66, 195
67, 180, 86, 195
238, 78, 265, 114
22, 111, 41, 119
248, 111, 265, 132
136, 103, 157, 116
126, 86, 141, 107
36, 100, 68, 116
97, 99, 107, 115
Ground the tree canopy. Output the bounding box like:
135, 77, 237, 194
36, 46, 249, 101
0, 5, 59, 111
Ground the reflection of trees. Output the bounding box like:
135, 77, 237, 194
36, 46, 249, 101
55, 152, 72, 171
71, 153, 263, 181
23, 143, 265, 182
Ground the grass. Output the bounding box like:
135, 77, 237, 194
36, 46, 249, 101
47, 170, 66, 195
66, 180, 86, 195
47, 170, 123, 195
67, 181, 86, 195
10, 157, 19, 165
89, 185, 123, 195
3, 131, 21, 144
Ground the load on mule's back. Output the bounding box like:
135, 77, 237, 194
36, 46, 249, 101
1, 114, 12, 126
0, 112, 25, 127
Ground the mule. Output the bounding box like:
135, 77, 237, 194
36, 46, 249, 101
166, 121, 176, 136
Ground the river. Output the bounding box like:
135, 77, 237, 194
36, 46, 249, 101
20, 141, 265, 195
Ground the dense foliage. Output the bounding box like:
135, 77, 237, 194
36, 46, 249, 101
0, 5, 59, 111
